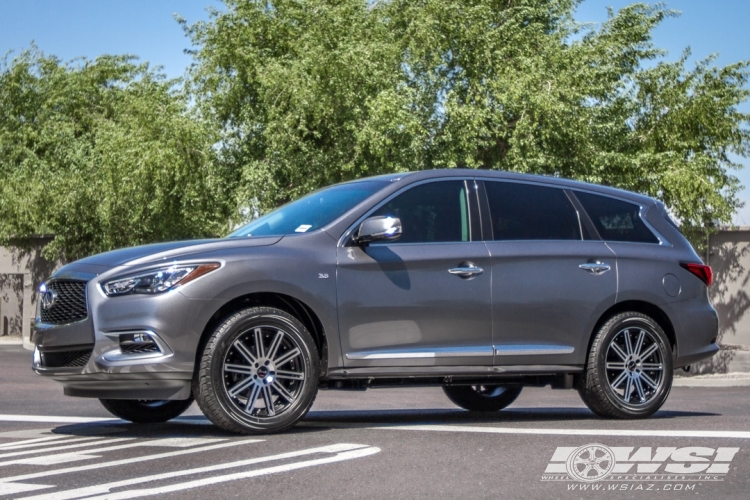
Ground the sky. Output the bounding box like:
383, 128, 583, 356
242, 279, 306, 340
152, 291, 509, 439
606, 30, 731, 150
1, 0, 749, 223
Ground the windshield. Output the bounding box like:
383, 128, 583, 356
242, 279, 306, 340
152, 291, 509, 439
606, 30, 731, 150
228, 181, 387, 237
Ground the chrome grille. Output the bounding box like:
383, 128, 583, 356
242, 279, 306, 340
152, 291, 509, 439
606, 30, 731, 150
40, 280, 88, 324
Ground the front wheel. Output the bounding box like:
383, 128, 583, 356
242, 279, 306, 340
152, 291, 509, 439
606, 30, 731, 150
193, 307, 320, 434
99, 398, 194, 423
443, 385, 522, 412
579, 311, 673, 419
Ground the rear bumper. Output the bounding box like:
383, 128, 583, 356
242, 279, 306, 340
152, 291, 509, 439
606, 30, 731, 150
666, 294, 720, 368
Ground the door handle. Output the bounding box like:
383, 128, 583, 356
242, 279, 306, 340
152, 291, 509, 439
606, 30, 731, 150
579, 261, 611, 275
449, 266, 484, 278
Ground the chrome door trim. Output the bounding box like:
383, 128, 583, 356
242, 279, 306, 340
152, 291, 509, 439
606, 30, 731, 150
346, 346, 494, 360
493, 344, 575, 356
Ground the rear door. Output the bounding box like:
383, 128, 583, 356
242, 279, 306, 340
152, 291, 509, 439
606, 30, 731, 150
336, 179, 493, 367
480, 180, 617, 367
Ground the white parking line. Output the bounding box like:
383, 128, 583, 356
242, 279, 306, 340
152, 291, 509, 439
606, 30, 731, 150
372, 424, 750, 439
0, 437, 228, 467
0, 438, 133, 462
0, 415, 113, 424
0, 438, 262, 494
22, 443, 381, 500
0, 436, 94, 451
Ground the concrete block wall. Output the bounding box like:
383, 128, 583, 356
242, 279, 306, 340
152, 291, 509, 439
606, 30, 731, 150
0, 237, 57, 349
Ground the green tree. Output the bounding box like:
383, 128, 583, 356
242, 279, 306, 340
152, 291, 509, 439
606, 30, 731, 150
0, 48, 232, 261
186, 0, 749, 232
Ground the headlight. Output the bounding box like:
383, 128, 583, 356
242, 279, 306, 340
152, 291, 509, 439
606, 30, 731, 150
102, 263, 220, 296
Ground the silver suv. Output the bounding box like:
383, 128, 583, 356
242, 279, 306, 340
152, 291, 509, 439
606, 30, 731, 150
33, 169, 718, 433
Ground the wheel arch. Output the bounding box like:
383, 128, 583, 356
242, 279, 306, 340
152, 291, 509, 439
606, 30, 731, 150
195, 292, 328, 377
587, 300, 677, 361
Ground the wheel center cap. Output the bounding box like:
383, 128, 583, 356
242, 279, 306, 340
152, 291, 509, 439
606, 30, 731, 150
627, 360, 637, 371
257, 366, 269, 378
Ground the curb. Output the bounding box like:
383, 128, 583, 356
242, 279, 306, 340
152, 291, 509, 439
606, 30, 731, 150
0, 337, 23, 346
673, 374, 750, 387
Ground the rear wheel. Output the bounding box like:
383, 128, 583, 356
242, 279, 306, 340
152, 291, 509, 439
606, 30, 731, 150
579, 311, 673, 419
194, 307, 319, 434
443, 384, 522, 412
99, 398, 194, 423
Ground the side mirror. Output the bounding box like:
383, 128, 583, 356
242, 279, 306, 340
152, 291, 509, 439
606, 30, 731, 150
355, 216, 402, 245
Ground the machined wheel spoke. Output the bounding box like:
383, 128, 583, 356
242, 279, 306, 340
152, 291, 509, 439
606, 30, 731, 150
610, 369, 629, 389
623, 376, 633, 402
262, 386, 276, 416
610, 343, 628, 361
640, 371, 659, 390
634, 330, 645, 357
245, 384, 262, 412
641, 362, 663, 371
634, 377, 646, 402
228, 377, 254, 397
640, 343, 659, 361
267, 331, 285, 361
224, 363, 254, 375
254, 328, 265, 358
606, 362, 626, 370
272, 381, 296, 403
274, 347, 301, 368
624, 330, 634, 356
234, 340, 256, 365
276, 370, 305, 381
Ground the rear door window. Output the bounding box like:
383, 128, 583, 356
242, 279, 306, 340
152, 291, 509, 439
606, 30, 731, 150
574, 191, 659, 244
484, 181, 581, 241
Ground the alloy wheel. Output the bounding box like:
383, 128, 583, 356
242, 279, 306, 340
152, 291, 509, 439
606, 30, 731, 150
604, 327, 665, 406
222, 325, 306, 418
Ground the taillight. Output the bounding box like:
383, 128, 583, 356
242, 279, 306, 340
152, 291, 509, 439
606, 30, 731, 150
680, 262, 713, 287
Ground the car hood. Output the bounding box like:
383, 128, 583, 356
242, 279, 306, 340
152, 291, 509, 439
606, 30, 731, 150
70, 236, 284, 268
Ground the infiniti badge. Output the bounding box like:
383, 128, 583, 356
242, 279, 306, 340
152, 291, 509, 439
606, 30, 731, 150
41, 288, 58, 311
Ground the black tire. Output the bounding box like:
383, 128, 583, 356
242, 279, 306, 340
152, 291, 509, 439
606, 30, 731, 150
443, 384, 522, 412
193, 307, 319, 434
579, 311, 673, 419
99, 398, 194, 423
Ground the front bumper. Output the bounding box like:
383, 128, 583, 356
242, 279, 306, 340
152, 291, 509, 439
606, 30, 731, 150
34, 271, 223, 400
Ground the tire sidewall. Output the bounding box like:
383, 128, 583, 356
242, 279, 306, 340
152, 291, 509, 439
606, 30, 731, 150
596, 315, 673, 418
205, 309, 319, 432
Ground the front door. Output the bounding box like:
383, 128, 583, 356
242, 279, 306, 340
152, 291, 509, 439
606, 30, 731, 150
337, 180, 493, 367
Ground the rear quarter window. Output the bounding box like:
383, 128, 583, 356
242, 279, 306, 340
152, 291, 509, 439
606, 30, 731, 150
575, 191, 659, 244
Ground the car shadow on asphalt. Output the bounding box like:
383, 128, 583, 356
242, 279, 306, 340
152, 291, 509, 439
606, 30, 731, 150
301, 406, 719, 427
43, 407, 719, 439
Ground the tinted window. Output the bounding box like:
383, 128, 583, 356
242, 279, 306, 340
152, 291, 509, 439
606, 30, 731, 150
371, 181, 470, 243
575, 191, 659, 244
229, 181, 386, 237
485, 182, 581, 241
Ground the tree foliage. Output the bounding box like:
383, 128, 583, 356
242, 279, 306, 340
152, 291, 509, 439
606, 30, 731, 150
1, 1, 748, 261
0, 48, 231, 261
186, 0, 749, 231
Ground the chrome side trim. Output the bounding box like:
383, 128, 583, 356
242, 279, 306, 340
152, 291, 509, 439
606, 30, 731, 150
494, 345, 575, 356
346, 346, 494, 360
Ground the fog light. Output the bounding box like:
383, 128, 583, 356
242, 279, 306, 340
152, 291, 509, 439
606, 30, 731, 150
119, 333, 161, 354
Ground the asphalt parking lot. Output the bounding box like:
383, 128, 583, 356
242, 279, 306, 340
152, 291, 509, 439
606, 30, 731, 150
1, 344, 749, 499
